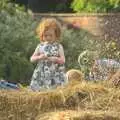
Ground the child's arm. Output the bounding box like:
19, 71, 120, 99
30, 45, 47, 63
48, 44, 65, 64
30, 53, 47, 63
56, 44, 65, 64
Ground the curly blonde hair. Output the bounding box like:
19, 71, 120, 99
36, 18, 62, 41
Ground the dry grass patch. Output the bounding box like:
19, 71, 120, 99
36, 110, 120, 120
0, 81, 120, 120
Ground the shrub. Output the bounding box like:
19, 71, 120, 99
0, 0, 38, 84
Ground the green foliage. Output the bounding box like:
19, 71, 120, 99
60, 28, 99, 70
61, 28, 120, 78
71, 0, 120, 13
0, 1, 38, 84
77, 39, 120, 77
0, 0, 9, 11
0, 0, 26, 14
99, 40, 120, 60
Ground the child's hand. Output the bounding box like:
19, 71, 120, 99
30, 53, 48, 62
48, 57, 64, 64
48, 57, 57, 62
38, 54, 48, 60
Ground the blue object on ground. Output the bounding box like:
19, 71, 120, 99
0, 80, 19, 90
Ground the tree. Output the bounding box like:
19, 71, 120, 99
71, 0, 120, 13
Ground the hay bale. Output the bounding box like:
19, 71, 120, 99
66, 69, 84, 83
1, 81, 119, 120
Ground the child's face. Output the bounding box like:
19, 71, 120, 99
43, 29, 56, 42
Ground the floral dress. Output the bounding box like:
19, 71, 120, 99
30, 42, 67, 91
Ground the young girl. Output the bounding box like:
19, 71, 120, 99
30, 18, 67, 91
